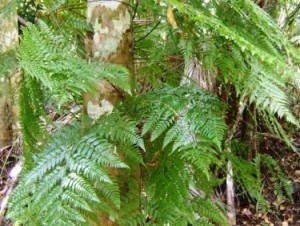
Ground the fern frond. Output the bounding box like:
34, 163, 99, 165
182, 149, 220, 180
8, 121, 132, 225
229, 152, 268, 210
94, 112, 145, 151
192, 197, 227, 226
19, 21, 131, 108
133, 85, 227, 152
259, 154, 293, 200
19, 75, 46, 154
62, 190, 93, 212
145, 153, 191, 224
163, 124, 180, 148
241, 60, 298, 124
63, 173, 101, 203
261, 110, 298, 153
161, 0, 299, 131
122, 85, 228, 225
229, 0, 285, 47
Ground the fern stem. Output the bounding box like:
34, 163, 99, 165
225, 102, 246, 225
226, 159, 236, 225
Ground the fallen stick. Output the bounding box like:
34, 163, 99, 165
0, 160, 23, 223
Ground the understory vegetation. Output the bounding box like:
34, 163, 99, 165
1, 0, 300, 225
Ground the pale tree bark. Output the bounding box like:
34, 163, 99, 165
0, 0, 18, 150
0, 0, 20, 223
85, 0, 134, 119
85, 1, 134, 225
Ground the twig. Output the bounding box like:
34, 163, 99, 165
0, 160, 23, 223
135, 20, 161, 42
0, 134, 23, 223
283, 3, 300, 28
0, 146, 13, 180
18, 16, 28, 27
131, 0, 139, 21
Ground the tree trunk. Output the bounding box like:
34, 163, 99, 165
0, 0, 19, 223
0, 0, 18, 150
85, 0, 134, 119
85, 1, 134, 225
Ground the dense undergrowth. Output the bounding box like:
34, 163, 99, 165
0, 0, 300, 225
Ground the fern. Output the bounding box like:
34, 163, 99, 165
19, 21, 131, 108
6, 0, 300, 225
241, 60, 297, 124
121, 85, 228, 225
229, 152, 268, 210
7, 122, 134, 225
132, 85, 227, 149
162, 0, 299, 128
19, 75, 46, 154
193, 197, 228, 226
9, 85, 230, 225
258, 154, 293, 201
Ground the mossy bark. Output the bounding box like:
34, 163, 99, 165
0, 0, 18, 150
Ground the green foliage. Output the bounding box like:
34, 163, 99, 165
19, 74, 45, 154
160, 0, 298, 125
230, 152, 268, 210
17, 0, 37, 23
20, 20, 131, 108
8, 121, 132, 225
9, 86, 229, 225
127, 86, 227, 225
258, 154, 294, 201
34, 0, 91, 56
131, 86, 227, 149
5, 0, 300, 225
230, 141, 294, 210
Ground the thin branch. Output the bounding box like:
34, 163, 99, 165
132, 0, 139, 21
283, 3, 300, 28
135, 20, 161, 42
0, 160, 23, 223
18, 16, 28, 27
0, 146, 13, 179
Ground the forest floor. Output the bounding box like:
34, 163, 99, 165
236, 137, 300, 226
0, 145, 17, 226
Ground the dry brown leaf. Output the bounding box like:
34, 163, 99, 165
242, 208, 252, 216
294, 170, 300, 176
167, 7, 178, 29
